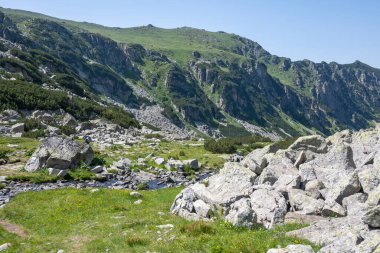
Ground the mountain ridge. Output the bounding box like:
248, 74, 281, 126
1, 7, 380, 138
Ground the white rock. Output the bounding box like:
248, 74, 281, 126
91, 166, 104, 174
353, 230, 380, 253
250, 189, 287, 228
287, 217, 368, 250
0, 243, 11, 251
288, 189, 324, 215
11, 123, 24, 133
267, 244, 314, 253
183, 159, 200, 170
193, 199, 212, 218
156, 224, 174, 229
225, 198, 257, 228
154, 157, 165, 165
358, 165, 380, 194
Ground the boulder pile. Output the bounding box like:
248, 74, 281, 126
171, 127, 380, 252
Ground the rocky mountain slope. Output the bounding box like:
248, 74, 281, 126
171, 126, 380, 252
1, 7, 380, 138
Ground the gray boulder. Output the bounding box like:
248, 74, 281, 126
241, 145, 277, 174
256, 151, 298, 185
342, 193, 367, 217
304, 180, 323, 199
170, 188, 200, 221
287, 217, 368, 251
62, 113, 78, 127
353, 230, 380, 253
189, 163, 256, 207
321, 200, 346, 217
1, 109, 20, 121
166, 159, 184, 170
25, 137, 93, 171
91, 166, 104, 173
183, 159, 200, 170
362, 205, 380, 228
170, 163, 256, 221
193, 199, 212, 218
273, 174, 301, 194
358, 165, 380, 194
288, 189, 324, 215
225, 198, 257, 228
112, 158, 131, 170
154, 157, 165, 165
11, 123, 24, 133
288, 135, 328, 154
250, 189, 287, 228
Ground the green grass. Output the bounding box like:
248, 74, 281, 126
6, 170, 58, 184
100, 139, 226, 169
0, 188, 318, 252
0, 137, 39, 151
0, 137, 39, 175
1, 7, 250, 66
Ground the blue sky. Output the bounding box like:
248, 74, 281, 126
1, 0, 379, 68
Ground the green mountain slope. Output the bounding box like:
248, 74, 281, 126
1, 7, 380, 138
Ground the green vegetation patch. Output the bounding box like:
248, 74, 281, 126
0, 80, 139, 129
0, 188, 318, 252
204, 136, 272, 154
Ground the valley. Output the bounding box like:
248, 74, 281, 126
0, 6, 379, 253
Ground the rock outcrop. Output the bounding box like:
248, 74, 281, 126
25, 137, 93, 172
171, 126, 380, 252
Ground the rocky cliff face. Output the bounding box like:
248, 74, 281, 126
1, 9, 380, 137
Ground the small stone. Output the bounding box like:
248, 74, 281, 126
48, 168, 61, 176
57, 170, 68, 177
91, 166, 104, 174
11, 123, 24, 133
156, 224, 174, 229
183, 159, 200, 170
133, 199, 143, 205
154, 157, 165, 165
0, 243, 11, 251
267, 244, 314, 253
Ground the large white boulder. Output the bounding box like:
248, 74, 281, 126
25, 137, 93, 172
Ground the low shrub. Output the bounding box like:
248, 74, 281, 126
0, 150, 9, 160
204, 139, 237, 154
136, 182, 149, 190
22, 129, 45, 139
90, 153, 107, 167
273, 137, 299, 150
58, 125, 76, 136
7, 170, 58, 184
126, 235, 148, 247
144, 133, 162, 139
23, 118, 45, 132
204, 135, 272, 154
180, 221, 215, 236
67, 168, 96, 181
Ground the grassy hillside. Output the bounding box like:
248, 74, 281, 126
0, 7, 254, 65
1, 7, 380, 137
